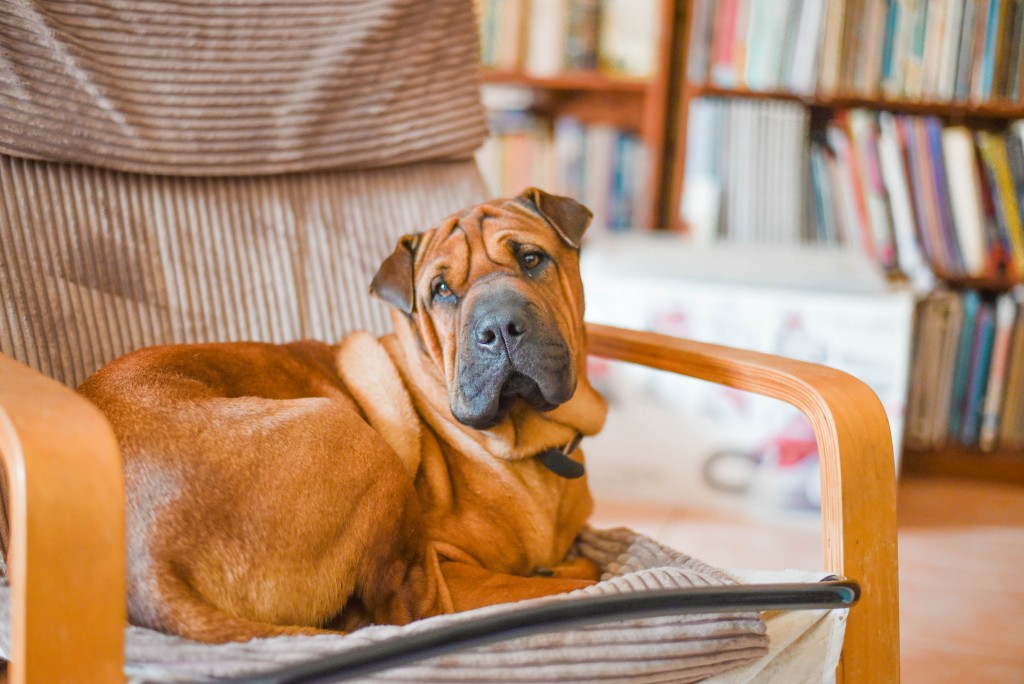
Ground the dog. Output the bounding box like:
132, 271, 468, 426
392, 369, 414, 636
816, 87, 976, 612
78, 187, 608, 643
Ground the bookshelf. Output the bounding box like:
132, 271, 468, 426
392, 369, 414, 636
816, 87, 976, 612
672, 0, 1024, 484
476, 0, 682, 230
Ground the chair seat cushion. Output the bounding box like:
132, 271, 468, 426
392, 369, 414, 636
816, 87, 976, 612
0, 528, 818, 683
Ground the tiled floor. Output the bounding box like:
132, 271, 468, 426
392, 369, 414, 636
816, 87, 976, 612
591, 476, 1024, 683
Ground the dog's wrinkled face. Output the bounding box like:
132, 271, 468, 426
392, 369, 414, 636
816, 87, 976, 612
370, 188, 593, 429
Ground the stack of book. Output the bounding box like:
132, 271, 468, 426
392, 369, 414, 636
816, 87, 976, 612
477, 0, 659, 78
477, 106, 648, 231
682, 100, 1024, 286
680, 97, 811, 246
906, 288, 1024, 452
689, 0, 1024, 103
809, 113, 1024, 284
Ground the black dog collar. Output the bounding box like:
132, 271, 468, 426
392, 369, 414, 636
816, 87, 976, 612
537, 433, 584, 479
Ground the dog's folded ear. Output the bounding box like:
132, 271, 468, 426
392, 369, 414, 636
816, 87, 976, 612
370, 234, 420, 315
515, 187, 593, 249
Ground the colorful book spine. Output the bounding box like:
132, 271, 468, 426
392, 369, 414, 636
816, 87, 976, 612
979, 293, 1017, 451
948, 290, 980, 441
961, 300, 996, 445
977, 132, 1024, 275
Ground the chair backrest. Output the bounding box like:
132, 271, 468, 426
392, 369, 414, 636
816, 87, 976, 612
0, 0, 490, 388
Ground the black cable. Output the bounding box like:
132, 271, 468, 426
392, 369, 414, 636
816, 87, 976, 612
224, 579, 858, 684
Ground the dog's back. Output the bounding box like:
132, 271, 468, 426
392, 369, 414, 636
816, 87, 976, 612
79, 340, 451, 643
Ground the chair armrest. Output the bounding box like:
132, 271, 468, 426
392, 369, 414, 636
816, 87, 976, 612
0, 353, 125, 683
585, 323, 899, 684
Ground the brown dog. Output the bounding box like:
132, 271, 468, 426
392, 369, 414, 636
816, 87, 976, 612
78, 188, 608, 644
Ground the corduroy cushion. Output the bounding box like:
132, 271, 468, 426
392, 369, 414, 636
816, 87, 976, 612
0, 0, 488, 175
0, 528, 772, 683
0, 155, 489, 388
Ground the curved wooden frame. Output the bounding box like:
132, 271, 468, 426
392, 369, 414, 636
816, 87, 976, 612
587, 323, 900, 684
0, 353, 125, 683
0, 322, 898, 683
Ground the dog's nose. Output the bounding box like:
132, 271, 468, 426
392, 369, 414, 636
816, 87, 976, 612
475, 314, 529, 350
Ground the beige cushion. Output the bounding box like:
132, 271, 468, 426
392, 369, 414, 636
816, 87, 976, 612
0, 528, 771, 683
0, 155, 489, 387
0, 0, 487, 175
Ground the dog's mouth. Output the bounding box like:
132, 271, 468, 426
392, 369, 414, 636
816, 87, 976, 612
499, 372, 559, 412
453, 369, 568, 430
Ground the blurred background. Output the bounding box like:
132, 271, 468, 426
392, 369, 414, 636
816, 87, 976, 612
473, 3, 1024, 678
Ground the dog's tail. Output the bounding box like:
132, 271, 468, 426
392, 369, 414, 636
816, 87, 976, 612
147, 577, 339, 644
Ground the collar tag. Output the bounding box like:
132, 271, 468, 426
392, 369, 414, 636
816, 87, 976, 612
537, 434, 584, 479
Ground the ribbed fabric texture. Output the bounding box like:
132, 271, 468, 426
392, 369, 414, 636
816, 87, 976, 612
0, 528, 770, 683
0, 0, 488, 175
0, 155, 489, 388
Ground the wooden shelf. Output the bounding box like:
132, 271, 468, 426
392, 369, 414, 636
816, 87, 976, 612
902, 447, 1024, 484
477, 0, 679, 229
686, 83, 1024, 120
481, 69, 650, 94
936, 274, 1023, 292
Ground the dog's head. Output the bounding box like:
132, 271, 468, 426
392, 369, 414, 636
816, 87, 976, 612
370, 188, 592, 430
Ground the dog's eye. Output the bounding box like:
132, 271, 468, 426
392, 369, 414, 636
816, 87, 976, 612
432, 279, 454, 300
519, 250, 546, 271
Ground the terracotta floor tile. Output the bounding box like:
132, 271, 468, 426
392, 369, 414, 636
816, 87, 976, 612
592, 476, 1024, 683
900, 645, 1024, 684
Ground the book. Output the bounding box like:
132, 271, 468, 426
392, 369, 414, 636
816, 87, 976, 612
960, 298, 996, 445
1007, 1, 1024, 101
818, 0, 848, 94
564, 0, 601, 70
902, 0, 928, 98
998, 291, 1024, 449
877, 112, 933, 288
936, 0, 966, 100
948, 290, 981, 441
680, 98, 725, 244
905, 292, 942, 449
953, 0, 978, 101
977, 0, 1003, 102
524, 0, 568, 76
925, 118, 967, 275
992, 0, 1016, 99
860, 0, 888, 96
905, 117, 949, 274
745, 0, 796, 91
969, 0, 992, 103
849, 110, 897, 267
598, 0, 658, 78
879, 0, 899, 96
979, 292, 1018, 450
554, 116, 587, 199
583, 122, 617, 230
828, 114, 873, 254
808, 139, 838, 245
787, 0, 829, 94
687, 0, 715, 82
711, 0, 741, 86
941, 126, 989, 277
930, 291, 966, 446
977, 131, 1024, 274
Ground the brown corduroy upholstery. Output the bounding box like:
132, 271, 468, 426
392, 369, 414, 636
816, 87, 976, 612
0, 156, 488, 388
0, 0, 491, 389
0, 0, 488, 176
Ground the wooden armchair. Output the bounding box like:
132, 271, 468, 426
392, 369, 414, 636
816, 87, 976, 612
0, 0, 898, 681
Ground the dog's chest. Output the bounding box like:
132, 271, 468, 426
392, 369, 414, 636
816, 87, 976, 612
417, 449, 591, 575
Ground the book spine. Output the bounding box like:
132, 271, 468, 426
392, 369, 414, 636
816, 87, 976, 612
961, 300, 996, 445
979, 293, 1017, 450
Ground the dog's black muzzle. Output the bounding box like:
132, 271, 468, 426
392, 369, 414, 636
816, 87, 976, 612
451, 286, 575, 430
